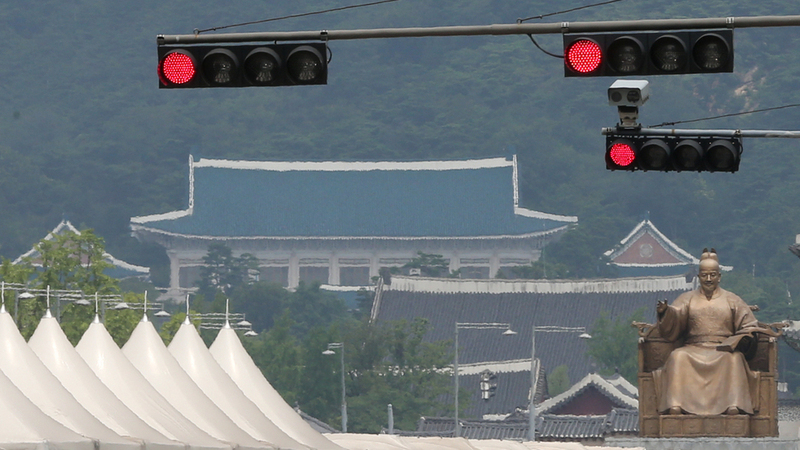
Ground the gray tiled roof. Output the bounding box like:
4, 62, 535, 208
375, 280, 683, 376
410, 408, 638, 441
131, 157, 576, 238
537, 373, 638, 415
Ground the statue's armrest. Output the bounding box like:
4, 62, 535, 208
634, 321, 678, 373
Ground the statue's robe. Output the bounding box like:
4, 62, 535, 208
653, 288, 760, 415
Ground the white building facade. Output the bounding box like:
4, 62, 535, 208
130, 156, 578, 296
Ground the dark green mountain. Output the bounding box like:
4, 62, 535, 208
1, 1, 800, 287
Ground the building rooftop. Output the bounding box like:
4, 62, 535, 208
131, 156, 577, 239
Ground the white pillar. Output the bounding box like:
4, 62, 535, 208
329, 253, 339, 285
288, 254, 300, 289
168, 251, 181, 290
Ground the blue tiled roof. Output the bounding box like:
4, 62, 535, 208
132, 157, 576, 238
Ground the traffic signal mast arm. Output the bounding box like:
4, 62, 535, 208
602, 128, 800, 139
158, 15, 800, 45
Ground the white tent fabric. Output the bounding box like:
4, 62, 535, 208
394, 437, 479, 450
0, 309, 141, 450
325, 434, 411, 450
0, 309, 96, 450
167, 321, 309, 450
75, 316, 231, 450
28, 313, 185, 450
122, 318, 270, 450
209, 326, 346, 450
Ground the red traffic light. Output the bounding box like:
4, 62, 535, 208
565, 38, 603, 74
607, 140, 637, 169
158, 50, 197, 86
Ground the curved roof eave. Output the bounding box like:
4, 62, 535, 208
129, 223, 572, 242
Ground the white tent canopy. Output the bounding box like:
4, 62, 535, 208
168, 321, 309, 450
0, 303, 626, 450
0, 307, 96, 450
28, 312, 185, 450
209, 326, 345, 450
122, 318, 269, 450
0, 309, 141, 450
76, 315, 231, 450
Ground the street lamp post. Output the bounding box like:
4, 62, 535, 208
454, 322, 516, 437
528, 326, 592, 441
323, 342, 347, 433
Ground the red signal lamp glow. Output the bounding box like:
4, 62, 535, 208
608, 140, 636, 169
158, 50, 197, 86
565, 38, 603, 74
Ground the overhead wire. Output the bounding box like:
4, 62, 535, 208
194, 0, 402, 34
648, 103, 800, 128
519, 0, 626, 59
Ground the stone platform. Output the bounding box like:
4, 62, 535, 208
605, 436, 800, 450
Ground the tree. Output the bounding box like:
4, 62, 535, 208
547, 365, 571, 397
402, 252, 459, 278
341, 318, 453, 433
197, 243, 259, 299
1, 229, 120, 340
585, 309, 645, 384
242, 311, 303, 405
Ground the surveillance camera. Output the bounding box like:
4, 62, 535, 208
608, 80, 650, 107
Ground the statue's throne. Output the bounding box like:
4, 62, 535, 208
635, 317, 784, 438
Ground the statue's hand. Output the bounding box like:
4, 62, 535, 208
656, 300, 669, 315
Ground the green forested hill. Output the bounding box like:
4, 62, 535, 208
1, 1, 800, 289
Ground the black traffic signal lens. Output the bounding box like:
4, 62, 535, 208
202, 49, 239, 87
607, 36, 645, 74
286, 46, 326, 84
244, 48, 282, 85
565, 38, 603, 74
693, 33, 731, 72
639, 139, 670, 171
607, 139, 637, 169
705, 140, 738, 171
673, 140, 703, 171
650, 35, 688, 73
159, 50, 198, 86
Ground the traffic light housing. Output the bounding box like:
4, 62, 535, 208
606, 133, 742, 172
157, 43, 328, 88
564, 30, 733, 77
479, 370, 498, 401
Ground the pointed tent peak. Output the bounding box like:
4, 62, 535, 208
44, 308, 53, 319
224, 299, 231, 329
142, 290, 149, 323
209, 327, 346, 450
183, 294, 191, 325
76, 318, 232, 450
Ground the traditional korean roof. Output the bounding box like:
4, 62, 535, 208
536, 373, 638, 415
409, 408, 638, 441
372, 275, 690, 417
14, 220, 149, 279
603, 219, 731, 277
130, 156, 577, 240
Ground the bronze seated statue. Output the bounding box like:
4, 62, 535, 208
635, 249, 784, 438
